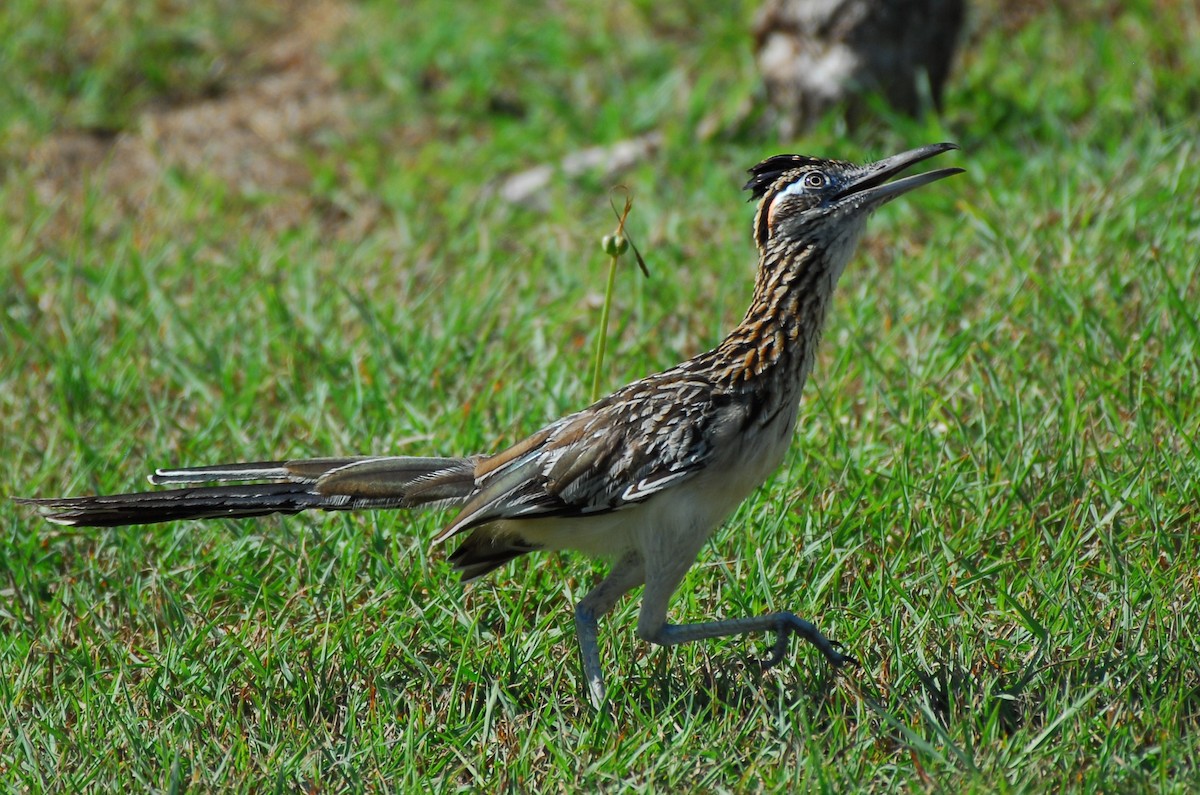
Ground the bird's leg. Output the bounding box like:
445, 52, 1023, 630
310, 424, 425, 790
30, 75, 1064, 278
645, 612, 857, 669
636, 566, 857, 673
574, 552, 645, 707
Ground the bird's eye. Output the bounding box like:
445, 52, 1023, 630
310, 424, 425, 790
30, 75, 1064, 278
803, 171, 827, 189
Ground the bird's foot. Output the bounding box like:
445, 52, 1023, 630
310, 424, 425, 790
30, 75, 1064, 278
760, 611, 859, 670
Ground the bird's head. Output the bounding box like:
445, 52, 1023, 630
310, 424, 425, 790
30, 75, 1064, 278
745, 143, 963, 252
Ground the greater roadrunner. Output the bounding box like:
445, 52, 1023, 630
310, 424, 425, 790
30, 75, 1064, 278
20, 143, 962, 704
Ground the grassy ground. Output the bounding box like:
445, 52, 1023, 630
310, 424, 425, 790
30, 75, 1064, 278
2, 0, 1199, 791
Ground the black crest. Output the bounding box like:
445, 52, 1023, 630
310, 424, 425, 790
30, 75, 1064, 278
743, 154, 820, 201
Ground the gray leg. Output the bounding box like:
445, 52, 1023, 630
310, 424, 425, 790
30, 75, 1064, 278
574, 552, 645, 706
636, 561, 855, 671
643, 612, 856, 669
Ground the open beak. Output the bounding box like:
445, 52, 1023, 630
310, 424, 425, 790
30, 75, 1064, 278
835, 142, 964, 207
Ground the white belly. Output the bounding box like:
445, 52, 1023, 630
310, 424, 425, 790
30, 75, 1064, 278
506, 392, 801, 564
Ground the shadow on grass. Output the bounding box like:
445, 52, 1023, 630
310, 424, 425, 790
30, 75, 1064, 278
905, 650, 1200, 738
607, 647, 854, 727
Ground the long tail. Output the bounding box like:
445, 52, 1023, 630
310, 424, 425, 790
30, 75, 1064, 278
16, 456, 477, 528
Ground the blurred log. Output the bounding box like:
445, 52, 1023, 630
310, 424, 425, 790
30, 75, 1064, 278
495, 133, 663, 206
753, 0, 965, 135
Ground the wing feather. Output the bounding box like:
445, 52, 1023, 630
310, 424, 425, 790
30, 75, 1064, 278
435, 372, 744, 541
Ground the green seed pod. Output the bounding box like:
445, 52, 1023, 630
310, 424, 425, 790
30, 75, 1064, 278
602, 234, 628, 257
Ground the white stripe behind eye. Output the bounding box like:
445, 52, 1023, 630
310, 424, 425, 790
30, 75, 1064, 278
781, 179, 810, 197
768, 175, 822, 229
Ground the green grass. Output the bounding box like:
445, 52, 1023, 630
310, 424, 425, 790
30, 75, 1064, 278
3, 0, 1199, 790
0, 0, 297, 138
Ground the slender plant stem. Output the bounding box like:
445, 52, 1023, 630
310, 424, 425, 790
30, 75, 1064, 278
589, 192, 644, 403
590, 252, 620, 403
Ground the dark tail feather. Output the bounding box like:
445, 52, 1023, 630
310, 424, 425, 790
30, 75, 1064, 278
17, 455, 479, 528
16, 483, 345, 527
